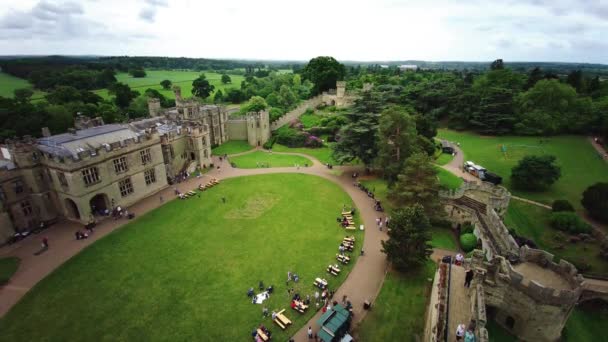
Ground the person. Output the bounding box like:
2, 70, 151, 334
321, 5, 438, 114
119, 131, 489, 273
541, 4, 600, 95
464, 326, 476, 342
456, 323, 466, 341
287, 271, 292, 282
290, 300, 297, 309
293, 274, 299, 283
247, 288, 254, 297
259, 281, 264, 290
305, 294, 311, 305
42, 237, 49, 249
267, 285, 274, 294
315, 291, 320, 303
464, 268, 474, 288
308, 326, 313, 339
455, 253, 464, 266
376, 217, 380, 226
262, 307, 268, 317
339, 244, 344, 255
379, 220, 383, 231
342, 295, 347, 305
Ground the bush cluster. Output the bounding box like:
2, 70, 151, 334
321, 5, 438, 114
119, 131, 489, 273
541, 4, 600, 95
459, 233, 478, 252
549, 212, 592, 234
552, 199, 574, 212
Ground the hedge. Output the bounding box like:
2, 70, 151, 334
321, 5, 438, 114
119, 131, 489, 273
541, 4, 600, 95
460, 233, 477, 252
549, 212, 592, 234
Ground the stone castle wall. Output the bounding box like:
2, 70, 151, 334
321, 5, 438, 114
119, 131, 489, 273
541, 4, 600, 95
269, 95, 324, 131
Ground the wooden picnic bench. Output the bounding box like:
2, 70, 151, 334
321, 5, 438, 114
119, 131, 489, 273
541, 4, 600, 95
327, 264, 341, 276
257, 328, 269, 341
314, 277, 328, 289
343, 236, 355, 243
344, 225, 356, 230
274, 309, 291, 330
343, 244, 354, 252
291, 300, 309, 313
336, 254, 350, 264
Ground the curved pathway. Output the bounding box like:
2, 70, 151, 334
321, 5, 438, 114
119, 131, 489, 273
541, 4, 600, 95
0, 151, 387, 342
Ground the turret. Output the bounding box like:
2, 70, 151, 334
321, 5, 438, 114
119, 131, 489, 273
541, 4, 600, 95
147, 98, 161, 117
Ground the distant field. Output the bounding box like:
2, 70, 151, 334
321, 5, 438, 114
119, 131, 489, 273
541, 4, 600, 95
0, 72, 46, 99
94, 70, 244, 101
438, 129, 608, 209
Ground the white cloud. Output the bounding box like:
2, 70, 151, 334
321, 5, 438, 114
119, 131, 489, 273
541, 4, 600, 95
0, 0, 605, 63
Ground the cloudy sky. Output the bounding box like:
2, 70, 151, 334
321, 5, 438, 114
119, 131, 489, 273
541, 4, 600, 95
0, 0, 606, 63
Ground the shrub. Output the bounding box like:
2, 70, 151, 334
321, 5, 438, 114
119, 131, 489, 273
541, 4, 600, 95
511, 155, 561, 191
275, 126, 307, 147
304, 134, 323, 148
460, 222, 474, 234
459, 233, 477, 252
550, 212, 592, 234
552, 199, 574, 212
581, 182, 608, 223
263, 136, 276, 150
269, 107, 284, 123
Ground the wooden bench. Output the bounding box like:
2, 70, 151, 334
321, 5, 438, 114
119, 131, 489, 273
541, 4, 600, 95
327, 264, 341, 276
274, 309, 291, 330
341, 211, 352, 216
292, 300, 308, 313
187, 191, 196, 196
257, 329, 269, 341
343, 236, 355, 243
314, 277, 328, 289
342, 214, 353, 219
343, 244, 354, 252
336, 254, 350, 264
345, 225, 356, 231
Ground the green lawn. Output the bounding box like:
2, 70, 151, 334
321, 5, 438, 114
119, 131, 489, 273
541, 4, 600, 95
430, 227, 459, 250
356, 262, 436, 341
435, 153, 454, 166
229, 151, 313, 169
0, 174, 362, 341
271, 144, 337, 164
212, 140, 254, 156
437, 129, 608, 209
94, 70, 245, 101
0, 257, 20, 284
0, 72, 46, 99
436, 167, 464, 190
504, 200, 608, 275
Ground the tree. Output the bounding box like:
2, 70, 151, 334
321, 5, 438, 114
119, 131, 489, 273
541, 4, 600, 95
581, 182, 608, 223
160, 79, 172, 90
13, 88, 34, 102
302, 56, 346, 95
129, 68, 146, 78
566, 70, 584, 93
242, 96, 267, 112
388, 152, 442, 218
214, 89, 224, 103
109, 82, 139, 108
524, 67, 544, 90
46, 104, 73, 134
490, 59, 504, 70
191, 74, 215, 99
376, 106, 419, 182
552, 200, 574, 212
332, 111, 379, 166
511, 155, 561, 191
221, 74, 232, 84
381, 204, 433, 272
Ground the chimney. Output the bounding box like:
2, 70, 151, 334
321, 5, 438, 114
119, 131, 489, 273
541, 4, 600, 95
41, 127, 51, 137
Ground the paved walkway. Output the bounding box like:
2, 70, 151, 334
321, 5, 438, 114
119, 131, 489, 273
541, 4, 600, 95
0, 151, 390, 341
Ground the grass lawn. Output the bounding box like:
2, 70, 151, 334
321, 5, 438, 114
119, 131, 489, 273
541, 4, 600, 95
0, 257, 20, 284
355, 261, 436, 341
435, 153, 454, 166
271, 144, 337, 165
504, 200, 608, 274
212, 140, 254, 156
94, 70, 244, 101
437, 129, 608, 209
0, 174, 362, 341
436, 167, 463, 190
0, 72, 46, 99
430, 227, 459, 251
229, 151, 313, 169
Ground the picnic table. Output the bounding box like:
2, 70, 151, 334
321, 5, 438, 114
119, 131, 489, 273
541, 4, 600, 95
343, 236, 355, 243
314, 277, 328, 289
292, 300, 309, 313
257, 328, 269, 341
274, 309, 292, 330
336, 254, 350, 264
327, 264, 341, 276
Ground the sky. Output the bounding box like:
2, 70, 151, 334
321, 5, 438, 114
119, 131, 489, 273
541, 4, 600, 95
0, 0, 606, 63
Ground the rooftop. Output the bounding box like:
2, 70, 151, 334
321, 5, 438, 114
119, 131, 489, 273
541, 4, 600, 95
513, 262, 573, 290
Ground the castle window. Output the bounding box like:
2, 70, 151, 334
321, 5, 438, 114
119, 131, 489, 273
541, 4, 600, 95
21, 200, 33, 216
119, 178, 134, 197
144, 169, 156, 185
113, 156, 128, 174
57, 172, 69, 187
13, 180, 24, 194
140, 148, 152, 165
82, 167, 101, 186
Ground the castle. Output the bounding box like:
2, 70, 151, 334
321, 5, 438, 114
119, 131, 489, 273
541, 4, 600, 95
0, 87, 271, 242
425, 182, 608, 341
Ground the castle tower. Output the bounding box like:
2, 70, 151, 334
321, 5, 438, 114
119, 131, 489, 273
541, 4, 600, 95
336, 81, 346, 98
246, 110, 270, 147
173, 85, 182, 101
147, 98, 161, 117
187, 124, 212, 169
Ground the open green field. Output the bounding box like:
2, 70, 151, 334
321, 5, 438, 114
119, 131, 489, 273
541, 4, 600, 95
0, 72, 46, 99
504, 200, 608, 274
230, 151, 313, 169
94, 70, 245, 101
0, 174, 362, 341
0, 257, 20, 284
212, 140, 254, 156
436, 167, 463, 190
437, 129, 608, 209
435, 153, 454, 166
356, 261, 436, 341
271, 144, 337, 165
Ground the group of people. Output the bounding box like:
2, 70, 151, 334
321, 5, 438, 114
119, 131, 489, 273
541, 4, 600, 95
456, 321, 477, 342
74, 230, 89, 240
286, 271, 300, 284
252, 324, 271, 341
112, 206, 133, 220
375, 216, 389, 231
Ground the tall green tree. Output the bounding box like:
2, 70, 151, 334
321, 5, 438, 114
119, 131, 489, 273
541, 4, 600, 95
242, 96, 267, 113
302, 56, 346, 95
13, 88, 34, 103
376, 106, 419, 182
582, 182, 608, 223
381, 204, 433, 272
160, 79, 172, 89
490, 59, 504, 70
388, 152, 442, 218
192, 74, 215, 99
221, 74, 232, 84
109, 83, 139, 108
511, 155, 561, 191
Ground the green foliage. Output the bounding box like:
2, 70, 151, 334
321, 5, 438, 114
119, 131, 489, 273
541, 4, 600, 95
129, 68, 146, 78
45, 86, 103, 105
376, 106, 419, 182
242, 96, 267, 113
461, 222, 474, 234
213, 89, 223, 103
109, 82, 139, 108
0, 257, 20, 285
220, 74, 231, 84
550, 212, 592, 234
274, 126, 306, 147
268, 107, 284, 122
302, 56, 346, 95
191, 74, 215, 99
388, 153, 442, 218
511, 155, 561, 191
160, 79, 172, 89
459, 233, 478, 252
13, 88, 33, 102
552, 199, 574, 212
581, 182, 608, 223
381, 204, 433, 272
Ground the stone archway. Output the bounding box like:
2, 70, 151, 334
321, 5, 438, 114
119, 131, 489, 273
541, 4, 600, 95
64, 198, 80, 220
90, 194, 109, 216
